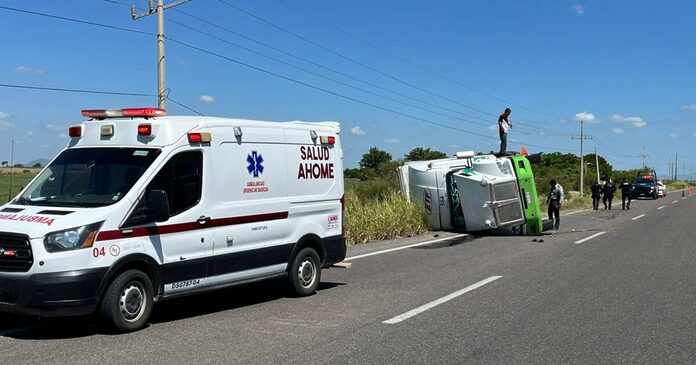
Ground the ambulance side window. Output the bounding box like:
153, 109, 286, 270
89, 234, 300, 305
125, 151, 203, 226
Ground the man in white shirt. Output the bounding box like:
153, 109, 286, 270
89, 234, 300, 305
547, 179, 564, 230
498, 108, 512, 155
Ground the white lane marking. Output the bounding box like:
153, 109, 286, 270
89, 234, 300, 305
672, 200, 679, 204
657, 206, 666, 210
574, 231, 606, 244
344, 233, 468, 261
566, 209, 592, 216
631, 214, 646, 221
383, 276, 502, 324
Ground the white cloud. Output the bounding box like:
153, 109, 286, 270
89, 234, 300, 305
0, 111, 9, 119
350, 126, 366, 136
26, 131, 34, 137
669, 133, 678, 139
681, 104, 696, 112
384, 138, 400, 144
612, 128, 625, 134
573, 111, 597, 123
45, 124, 66, 132
571, 4, 585, 15
58, 133, 67, 138
199, 95, 215, 104
14, 66, 44, 75
610, 114, 646, 128
488, 124, 498, 131
0, 120, 13, 130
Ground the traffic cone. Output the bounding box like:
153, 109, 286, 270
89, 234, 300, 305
521, 145, 528, 156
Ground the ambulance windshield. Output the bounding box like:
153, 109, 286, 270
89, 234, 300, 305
15, 147, 161, 207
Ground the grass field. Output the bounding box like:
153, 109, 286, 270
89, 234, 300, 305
0, 169, 39, 203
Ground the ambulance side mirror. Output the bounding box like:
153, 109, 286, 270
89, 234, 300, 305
147, 190, 170, 222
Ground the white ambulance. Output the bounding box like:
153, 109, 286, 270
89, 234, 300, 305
0, 108, 346, 332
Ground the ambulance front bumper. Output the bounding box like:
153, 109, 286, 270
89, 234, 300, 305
0, 268, 107, 317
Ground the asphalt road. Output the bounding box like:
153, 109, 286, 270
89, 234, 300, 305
1, 191, 695, 364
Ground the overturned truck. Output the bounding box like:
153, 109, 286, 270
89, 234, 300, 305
398, 151, 550, 235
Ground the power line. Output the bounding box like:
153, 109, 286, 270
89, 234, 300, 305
4, 5, 574, 152
0, 83, 155, 97
163, 14, 553, 136
216, 0, 497, 119
168, 8, 498, 126
275, 0, 565, 121
0, 83, 204, 115
0, 4, 153, 36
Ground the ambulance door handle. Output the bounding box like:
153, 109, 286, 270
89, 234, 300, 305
197, 215, 211, 225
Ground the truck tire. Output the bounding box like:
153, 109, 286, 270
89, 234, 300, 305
288, 247, 321, 297
100, 269, 154, 332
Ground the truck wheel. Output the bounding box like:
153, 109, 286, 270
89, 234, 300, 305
100, 269, 154, 332
288, 247, 321, 297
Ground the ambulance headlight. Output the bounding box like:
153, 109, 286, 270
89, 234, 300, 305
44, 222, 104, 253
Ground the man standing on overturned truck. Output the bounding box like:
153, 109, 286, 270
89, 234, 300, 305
498, 108, 512, 155
547, 179, 564, 230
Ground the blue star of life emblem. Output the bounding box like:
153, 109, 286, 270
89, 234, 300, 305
247, 151, 264, 177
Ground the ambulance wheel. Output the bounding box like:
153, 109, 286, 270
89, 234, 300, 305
288, 247, 321, 296
100, 269, 154, 332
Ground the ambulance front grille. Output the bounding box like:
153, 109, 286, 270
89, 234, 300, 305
0, 233, 33, 272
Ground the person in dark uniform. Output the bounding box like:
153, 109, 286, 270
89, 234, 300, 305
591, 181, 603, 210
603, 179, 616, 210
546, 179, 564, 230
619, 177, 633, 210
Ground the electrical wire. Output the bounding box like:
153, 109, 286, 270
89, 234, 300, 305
4, 5, 576, 152
274, 0, 565, 121
216, 0, 497, 119
0, 5, 153, 36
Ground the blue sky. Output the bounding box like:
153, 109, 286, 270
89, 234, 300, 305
1, 0, 695, 177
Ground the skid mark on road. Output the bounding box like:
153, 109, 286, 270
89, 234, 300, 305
574, 231, 606, 244
382, 276, 502, 324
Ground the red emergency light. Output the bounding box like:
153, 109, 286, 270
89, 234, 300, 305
319, 136, 335, 145
188, 132, 212, 143
68, 126, 82, 138
81, 108, 166, 120
137, 124, 152, 136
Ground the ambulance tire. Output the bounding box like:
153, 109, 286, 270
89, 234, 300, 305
288, 247, 321, 297
99, 269, 154, 332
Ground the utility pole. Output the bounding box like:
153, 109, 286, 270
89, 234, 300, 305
640, 146, 648, 171
131, 0, 192, 110
669, 157, 672, 182
572, 119, 592, 196
7, 139, 15, 202
595, 148, 600, 184
675, 153, 678, 180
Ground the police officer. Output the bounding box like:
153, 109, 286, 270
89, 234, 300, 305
619, 177, 633, 210
591, 180, 603, 210
603, 179, 616, 210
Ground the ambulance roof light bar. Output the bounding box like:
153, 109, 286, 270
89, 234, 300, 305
81, 108, 166, 120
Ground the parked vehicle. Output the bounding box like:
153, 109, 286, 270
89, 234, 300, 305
632, 171, 659, 200
0, 108, 346, 332
657, 181, 666, 197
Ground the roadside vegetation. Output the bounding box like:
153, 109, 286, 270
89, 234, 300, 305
0, 167, 40, 203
